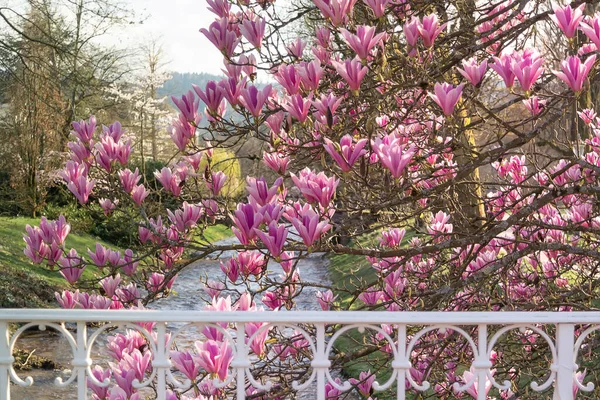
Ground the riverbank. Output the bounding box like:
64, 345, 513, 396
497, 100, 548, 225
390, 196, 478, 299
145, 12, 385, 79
0, 217, 232, 309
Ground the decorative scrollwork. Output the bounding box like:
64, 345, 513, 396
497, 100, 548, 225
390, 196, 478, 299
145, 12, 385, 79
8, 322, 77, 388
486, 324, 557, 392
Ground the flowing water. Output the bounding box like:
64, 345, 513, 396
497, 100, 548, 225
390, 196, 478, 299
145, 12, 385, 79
10, 237, 359, 399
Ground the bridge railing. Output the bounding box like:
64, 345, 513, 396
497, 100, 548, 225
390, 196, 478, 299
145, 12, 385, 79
1, 310, 600, 400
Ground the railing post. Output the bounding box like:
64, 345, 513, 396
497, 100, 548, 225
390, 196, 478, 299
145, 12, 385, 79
0, 321, 11, 400
475, 324, 491, 400
73, 322, 89, 400
393, 324, 408, 400
312, 323, 330, 400
554, 323, 575, 400
232, 322, 248, 400
153, 322, 169, 400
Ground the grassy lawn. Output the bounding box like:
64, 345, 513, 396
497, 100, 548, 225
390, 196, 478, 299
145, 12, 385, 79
198, 223, 232, 243
0, 217, 232, 308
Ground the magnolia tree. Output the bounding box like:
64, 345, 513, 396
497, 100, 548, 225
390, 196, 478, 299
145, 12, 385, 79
21, 0, 600, 398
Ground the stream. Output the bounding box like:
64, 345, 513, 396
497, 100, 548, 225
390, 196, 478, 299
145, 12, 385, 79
10, 237, 360, 399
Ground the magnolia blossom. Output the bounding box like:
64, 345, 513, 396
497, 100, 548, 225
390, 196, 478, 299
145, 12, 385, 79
428, 82, 464, 115
340, 25, 385, 60
550, 3, 585, 38
553, 55, 597, 92
522, 96, 546, 116
457, 58, 487, 86
323, 135, 367, 172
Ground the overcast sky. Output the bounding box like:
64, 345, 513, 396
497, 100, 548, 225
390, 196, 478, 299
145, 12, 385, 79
109, 0, 225, 75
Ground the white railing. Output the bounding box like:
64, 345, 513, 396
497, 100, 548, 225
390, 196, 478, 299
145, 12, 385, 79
1, 310, 600, 399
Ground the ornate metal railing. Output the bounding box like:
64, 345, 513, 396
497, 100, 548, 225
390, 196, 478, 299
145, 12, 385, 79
1, 310, 600, 399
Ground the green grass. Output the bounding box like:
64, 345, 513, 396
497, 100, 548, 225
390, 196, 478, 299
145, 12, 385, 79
0, 217, 124, 307
200, 224, 232, 243
0, 217, 232, 308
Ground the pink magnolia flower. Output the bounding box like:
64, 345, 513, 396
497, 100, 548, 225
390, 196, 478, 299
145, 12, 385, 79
274, 64, 301, 95
71, 115, 96, 143
67, 175, 95, 205
119, 168, 141, 193
522, 96, 546, 116
131, 184, 149, 206
284, 37, 305, 59
312, 92, 343, 127
457, 367, 494, 399
371, 135, 416, 178
230, 203, 262, 244
349, 370, 376, 397
194, 340, 233, 380
98, 198, 117, 216
282, 93, 312, 122
262, 291, 284, 310
60, 160, 86, 183
340, 25, 386, 60
240, 15, 266, 49
154, 167, 182, 196
315, 27, 331, 47
428, 211, 453, 236
206, 0, 230, 18
193, 81, 225, 115
362, 0, 388, 18
171, 90, 200, 123
297, 60, 323, 91
246, 176, 283, 206
200, 18, 240, 58
204, 280, 225, 299
289, 204, 331, 247
88, 365, 111, 400
170, 350, 200, 381
490, 52, 516, 88
254, 221, 288, 257
418, 14, 447, 48
379, 228, 406, 248
167, 202, 203, 232
323, 134, 367, 172
578, 108, 597, 124
428, 82, 464, 115
218, 76, 247, 106
553, 54, 597, 92
581, 15, 600, 50
316, 289, 336, 310
550, 3, 585, 38
207, 171, 227, 196
332, 57, 368, 92
239, 84, 272, 117
403, 16, 420, 56
147, 272, 176, 293
59, 249, 85, 285
67, 141, 92, 164
55, 290, 79, 309
290, 168, 339, 207
457, 58, 488, 86
359, 290, 383, 305
108, 386, 140, 400
263, 152, 290, 175
312, 0, 356, 26
100, 274, 121, 297
512, 50, 544, 91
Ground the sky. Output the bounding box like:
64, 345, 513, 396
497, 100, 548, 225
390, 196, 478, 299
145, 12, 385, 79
116, 0, 224, 75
